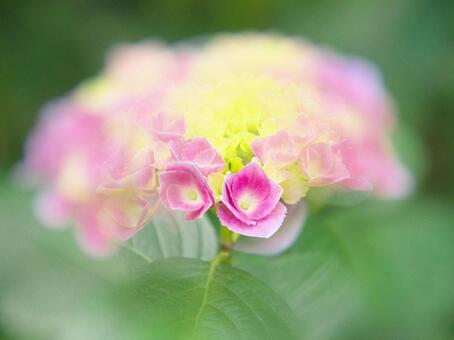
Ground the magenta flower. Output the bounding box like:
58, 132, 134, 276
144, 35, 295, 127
170, 138, 225, 176
159, 161, 215, 220
217, 162, 287, 238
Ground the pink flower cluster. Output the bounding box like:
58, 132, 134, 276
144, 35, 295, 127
23, 34, 412, 256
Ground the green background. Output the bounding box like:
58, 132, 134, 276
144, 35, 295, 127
0, 1, 453, 339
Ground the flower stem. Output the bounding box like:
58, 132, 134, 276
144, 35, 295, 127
218, 226, 239, 265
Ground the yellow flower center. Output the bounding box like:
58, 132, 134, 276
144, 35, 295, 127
187, 190, 198, 201
167, 75, 301, 171
239, 199, 251, 211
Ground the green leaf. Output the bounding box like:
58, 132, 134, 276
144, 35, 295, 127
113, 257, 298, 340
234, 198, 454, 340
120, 209, 218, 263
234, 212, 358, 340
3, 180, 454, 339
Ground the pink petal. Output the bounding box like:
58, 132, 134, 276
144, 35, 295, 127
185, 207, 206, 221
245, 181, 283, 220
166, 184, 204, 211
231, 162, 271, 202
151, 112, 186, 142
300, 142, 350, 186
221, 173, 256, 226
218, 202, 287, 238
170, 138, 224, 176
234, 202, 306, 255
159, 170, 193, 187
316, 54, 393, 129
251, 131, 299, 167
76, 218, 114, 257
170, 138, 210, 159
158, 161, 215, 220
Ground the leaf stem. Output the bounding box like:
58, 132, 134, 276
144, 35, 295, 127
118, 241, 153, 263
193, 243, 229, 334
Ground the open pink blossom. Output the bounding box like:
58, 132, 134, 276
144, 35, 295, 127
217, 162, 287, 238
299, 142, 350, 186
159, 161, 215, 220
170, 138, 225, 176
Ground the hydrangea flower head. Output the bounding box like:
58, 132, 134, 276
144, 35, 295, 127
23, 33, 412, 255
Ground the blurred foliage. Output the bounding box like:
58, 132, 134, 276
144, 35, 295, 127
122, 208, 218, 262
1, 1, 454, 339
1, 179, 453, 339
235, 198, 454, 339
110, 258, 298, 339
